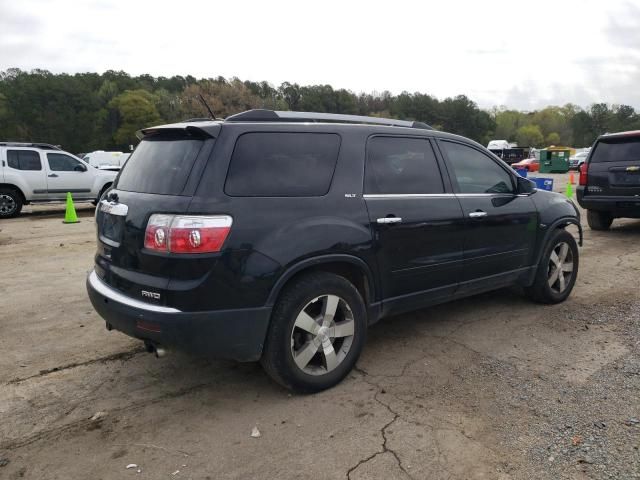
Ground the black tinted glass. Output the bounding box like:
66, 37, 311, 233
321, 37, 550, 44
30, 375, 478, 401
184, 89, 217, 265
442, 141, 514, 194
47, 153, 83, 171
225, 133, 340, 197
117, 136, 203, 195
591, 137, 640, 163
7, 150, 42, 170
365, 137, 444, 194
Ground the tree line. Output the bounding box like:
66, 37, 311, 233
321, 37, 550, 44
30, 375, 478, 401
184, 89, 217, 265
0, 68, 639, 154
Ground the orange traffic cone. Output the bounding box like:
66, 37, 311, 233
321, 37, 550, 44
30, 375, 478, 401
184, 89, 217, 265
569, 172, 575, 184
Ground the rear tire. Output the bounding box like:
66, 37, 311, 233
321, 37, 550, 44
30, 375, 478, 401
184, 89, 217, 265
0, 188, 23, 218
525, 229, 579, 304
587, 210, 613, 231
261, 272, 367, 393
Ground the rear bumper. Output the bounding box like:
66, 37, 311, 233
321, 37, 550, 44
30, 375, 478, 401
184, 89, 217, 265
86, 270, 271, 361
576, 187, 640, 218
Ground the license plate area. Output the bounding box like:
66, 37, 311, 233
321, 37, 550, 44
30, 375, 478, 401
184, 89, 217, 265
98, 201, 128, 246
610, 170, 640, 186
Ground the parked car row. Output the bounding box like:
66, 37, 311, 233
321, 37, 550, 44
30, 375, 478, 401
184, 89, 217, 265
0, 142, 117, 218
7, 114, 638, 393
569, 150, 589, 170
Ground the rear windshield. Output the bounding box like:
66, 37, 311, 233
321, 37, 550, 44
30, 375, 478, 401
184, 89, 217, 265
116, 136, 203, 195
225, 132, 340, 197
591, 137, 640, 163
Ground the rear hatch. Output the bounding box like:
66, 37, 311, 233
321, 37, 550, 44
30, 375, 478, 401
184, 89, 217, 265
586, 134, 640, 198
94, 125, 219, 310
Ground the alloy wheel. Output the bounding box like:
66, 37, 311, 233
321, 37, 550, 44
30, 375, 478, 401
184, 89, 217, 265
290, 294, 355, 376
0, 194, 16, 215
547, 242, 574, 294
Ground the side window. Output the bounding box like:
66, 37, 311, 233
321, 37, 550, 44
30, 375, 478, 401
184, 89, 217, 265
7, 150, 42, 171
47, 153, 85, 172
441, 141, 515, 194
365, 137, 444, 194
225, 133, 340, 197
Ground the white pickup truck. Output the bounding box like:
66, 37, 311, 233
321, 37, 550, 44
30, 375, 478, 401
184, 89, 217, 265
0, 142, 117, 218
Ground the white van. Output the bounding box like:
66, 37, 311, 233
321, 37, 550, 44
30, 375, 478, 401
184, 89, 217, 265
83, 151, 130, 169
487, 140, 510, 150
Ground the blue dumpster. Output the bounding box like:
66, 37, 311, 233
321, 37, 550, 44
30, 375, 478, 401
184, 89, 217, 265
515, 168, 528, 178
529, 177, 554, 191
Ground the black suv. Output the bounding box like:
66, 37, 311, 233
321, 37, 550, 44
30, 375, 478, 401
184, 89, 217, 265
87, 109, 582, 392
577, 131, 640, 230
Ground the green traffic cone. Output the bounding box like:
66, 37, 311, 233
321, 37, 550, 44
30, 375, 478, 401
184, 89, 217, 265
565, 181, 574, 198
63, 192, 80, 224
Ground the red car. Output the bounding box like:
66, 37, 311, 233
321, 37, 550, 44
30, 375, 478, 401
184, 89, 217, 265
512, 158, 539, 172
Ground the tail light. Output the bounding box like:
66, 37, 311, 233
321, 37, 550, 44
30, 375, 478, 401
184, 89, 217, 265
579, 163, 588, 186
144, 214, 232, 253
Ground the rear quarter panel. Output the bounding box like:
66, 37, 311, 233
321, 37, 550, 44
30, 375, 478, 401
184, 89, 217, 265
186, 124, 377, 309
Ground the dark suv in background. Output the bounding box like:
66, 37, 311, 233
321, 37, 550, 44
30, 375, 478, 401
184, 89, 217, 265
87, 110, 582, 392
577, 131, 640, 230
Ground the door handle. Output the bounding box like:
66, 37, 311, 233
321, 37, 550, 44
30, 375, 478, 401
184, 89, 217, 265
377, 217, 403, 224
48, 173, 58, 178
469, 211, 488, 218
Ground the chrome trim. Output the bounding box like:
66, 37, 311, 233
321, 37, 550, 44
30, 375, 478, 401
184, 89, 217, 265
88, 270, 180, 313
363, 193, 514, 199
364, 194, 455, 199
99, 200, 128, 216
376, 217, 403, 224
469, 211, 488, 218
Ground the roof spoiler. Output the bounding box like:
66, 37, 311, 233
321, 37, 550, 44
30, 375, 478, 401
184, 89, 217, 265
136, 122, 221, 140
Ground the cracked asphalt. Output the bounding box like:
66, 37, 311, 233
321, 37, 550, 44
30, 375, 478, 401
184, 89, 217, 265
1, 173, 639, 479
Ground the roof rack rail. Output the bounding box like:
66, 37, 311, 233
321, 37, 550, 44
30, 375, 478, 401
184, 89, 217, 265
225, 109, 433, 130
0, 142, 62, 150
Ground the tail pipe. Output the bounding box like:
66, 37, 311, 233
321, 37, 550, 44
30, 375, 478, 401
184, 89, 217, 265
144, 340, 167, 358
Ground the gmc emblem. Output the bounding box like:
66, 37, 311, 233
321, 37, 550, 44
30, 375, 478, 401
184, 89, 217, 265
141, 290, 161, 300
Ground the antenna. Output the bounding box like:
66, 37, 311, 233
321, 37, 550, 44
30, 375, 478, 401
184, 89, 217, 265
198, 94, 216, 120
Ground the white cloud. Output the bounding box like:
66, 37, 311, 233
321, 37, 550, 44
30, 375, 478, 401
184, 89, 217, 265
0, 0, 639, 109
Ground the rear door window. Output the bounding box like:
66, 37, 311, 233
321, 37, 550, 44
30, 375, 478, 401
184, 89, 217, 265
47, 153, 85, 171
116, 136, 204, 195
225, 132, 340, 197
591, 137, 640, 163
7, 150, 42, 170
365, 136, 444, 194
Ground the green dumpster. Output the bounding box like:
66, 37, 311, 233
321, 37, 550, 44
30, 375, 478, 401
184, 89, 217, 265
538, 149, 570, 173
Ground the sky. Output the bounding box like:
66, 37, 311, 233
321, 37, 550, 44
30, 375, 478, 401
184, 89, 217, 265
1, 0, 639, 111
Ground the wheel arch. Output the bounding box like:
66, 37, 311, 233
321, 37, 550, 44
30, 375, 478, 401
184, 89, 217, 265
0, 183, 27, 204
98, 181, 113, 198
266, 255, 377, 313
535, 216, 582, 266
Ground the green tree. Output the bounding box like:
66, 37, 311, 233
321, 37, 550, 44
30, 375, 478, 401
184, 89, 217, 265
590, 103, 611, 136
109, 89, 161, 148
546, 132, 561, 146
494, 109, 527, 142
515, 125, 544, 148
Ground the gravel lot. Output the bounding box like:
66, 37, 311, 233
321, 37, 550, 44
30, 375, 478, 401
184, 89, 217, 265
1, 173, 639, 479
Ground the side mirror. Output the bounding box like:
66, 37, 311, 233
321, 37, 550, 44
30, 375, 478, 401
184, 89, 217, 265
516, 176, 536, 195
74, 164, 87, 172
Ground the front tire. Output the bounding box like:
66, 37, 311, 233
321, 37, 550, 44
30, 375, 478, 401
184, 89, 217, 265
261, 272, 367, 393
0, 188, 23, 218
525, 229, 579, 304
587, 210, 613, 231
